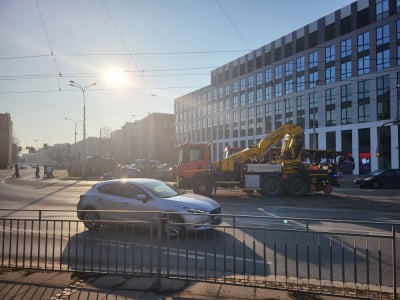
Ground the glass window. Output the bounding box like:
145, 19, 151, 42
377, 49, 390, 71
309, 51, 318, 68
296, 75, 305, 91
341, 61, 352, 80
357, 32, 369, 52
309, 92, 318, 130
340, 39, 351, 58
358, 80, 370, 100
265, 86, 272, 100
285, 61, 293, 77
275, 83, 282, 97
225, 98, 230, 110
358, 80, 370, 123
233, 81, 239, 93
256, 72, 263, 86
225, 84, 230, 96
275, 64, 282, 80
325, 88, 335, 106
398, 19, 400, 40
248, 91, 254, 104
376, 24, 390, 46
296, 56, 305, 72
240, 94, 246, 106
376, 0, 389, 20
309, 71, 318, 88
376, 75, 390, 120
248, 75, 254, 89
233, 95, 238, 108
240, 78, 246, 91
398, 45, 400, 66
325, 44, 335, 63
285, 80, 293, 95
296, 95, 305, 128
256, 88, 262, 102
341, 84, 352, 125
357, 56, 370, 75
326, 66, 335, 84
325, 88, 336, 127
265, 69, 272, 83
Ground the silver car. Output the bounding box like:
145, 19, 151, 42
77, 178, 222, 238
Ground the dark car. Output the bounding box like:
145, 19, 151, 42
102, 165, 142, 180
354, 169, 400, 188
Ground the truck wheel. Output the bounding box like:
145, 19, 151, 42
194, 179, 213, 196
261, 177, 282, 196
287, 177, 307, 196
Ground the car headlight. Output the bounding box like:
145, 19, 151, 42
184, 207, 206, 214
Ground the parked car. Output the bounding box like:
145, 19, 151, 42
101, 165, 142, 180
77, 178, 222, 238
354, 169, 400, 188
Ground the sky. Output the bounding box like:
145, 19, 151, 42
0, 0, 355, 149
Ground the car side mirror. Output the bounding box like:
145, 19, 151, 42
136, 194, 148, 202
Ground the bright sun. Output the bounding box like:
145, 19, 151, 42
104, 67, 127, 87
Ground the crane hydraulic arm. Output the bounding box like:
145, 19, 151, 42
214, 124, 304, 172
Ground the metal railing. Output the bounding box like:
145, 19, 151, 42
0, 209, 398, 299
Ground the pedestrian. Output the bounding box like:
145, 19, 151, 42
12, 164, 20, 178
43, 165, 47, 178
35, 165, 40, 178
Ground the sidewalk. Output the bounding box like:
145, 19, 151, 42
0, 269, 350, 300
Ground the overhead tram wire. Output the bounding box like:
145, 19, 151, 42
35, 0, 63, 91
100, 0, 139, 72
216, 0, 252, 51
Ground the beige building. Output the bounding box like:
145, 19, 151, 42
111, 113, 175, 165
0, 113, 13, 169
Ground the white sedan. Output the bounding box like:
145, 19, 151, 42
77, 178, 222, 238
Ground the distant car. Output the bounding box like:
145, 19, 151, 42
102, 166, 141, 180
354, 169, 400, 189
77, 178, 222, 238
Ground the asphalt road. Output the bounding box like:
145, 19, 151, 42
0, 167, 399, 290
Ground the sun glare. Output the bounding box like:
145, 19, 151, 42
104, 67, 127, 87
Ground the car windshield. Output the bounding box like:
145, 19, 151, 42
142, 181, 179, 198
370, 169, 384, 176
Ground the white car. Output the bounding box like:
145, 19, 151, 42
77, 178, 222, 238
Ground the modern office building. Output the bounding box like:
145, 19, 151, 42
175, 0, 400, 175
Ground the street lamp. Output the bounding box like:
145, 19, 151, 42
69, 80, 96, 178
64, 117, 78, 159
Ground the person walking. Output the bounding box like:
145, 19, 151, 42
35, 165, 40, 178
12, 164, 20, 178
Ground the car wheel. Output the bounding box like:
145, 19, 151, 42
82, 209, 102, 231
163, 214, 185, 239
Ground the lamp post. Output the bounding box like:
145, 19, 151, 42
69, 80, 96, 178
64, 117, 78, 159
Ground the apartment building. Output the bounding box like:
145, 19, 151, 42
0, 113, 13, 169
175, 0, 400, 175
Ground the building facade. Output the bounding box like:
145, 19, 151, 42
175, 0, 400, 175
0, 113, 13, 169
110, 112, 175, 165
